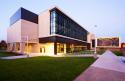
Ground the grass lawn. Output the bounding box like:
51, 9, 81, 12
0, 51, 22, 57
0, 56, 95, 81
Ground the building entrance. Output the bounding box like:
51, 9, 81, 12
40, 47, 45, 53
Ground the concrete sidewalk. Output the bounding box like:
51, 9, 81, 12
0, 53, 97, 59
0, 55, 28, 59
0, 53, 43, 59
74, 50, 125, 81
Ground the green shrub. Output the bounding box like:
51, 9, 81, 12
113, 51, 123, 56
97, 50, 105, 54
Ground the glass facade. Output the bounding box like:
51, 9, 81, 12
10, 7, 38, 26
10, 8, 21, 26
50, 8, 88, 41
50, 11, 56, 34
57, 43, 64, 53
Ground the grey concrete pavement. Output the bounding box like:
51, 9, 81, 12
74, 50, 125, 81
74, 66, 125, 81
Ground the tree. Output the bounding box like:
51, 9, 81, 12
0, 40, 7, 50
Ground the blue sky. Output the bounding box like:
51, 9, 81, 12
0, 0, 125, 42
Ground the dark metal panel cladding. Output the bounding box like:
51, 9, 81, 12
21, 8, 38, 24
39, 36, 90, 50
39, 36, 90, 45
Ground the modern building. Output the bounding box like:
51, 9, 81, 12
7, 8, 39, 53
7, 7, 94, 55
96, 37, 121, 53
121, 43, 125, 49
97, 37, 120, 47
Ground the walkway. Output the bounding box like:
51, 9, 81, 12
0, 55, 28, 59
0, 53, 43, 59
0, 53, 96, 59
74, 50, 125, 81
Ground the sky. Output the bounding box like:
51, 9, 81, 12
0, 0, 125, 42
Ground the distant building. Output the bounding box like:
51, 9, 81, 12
121, 43, 125, 48
97, 37, 120, 48
7, 7, 94, 55
96, 37, 121, 52
121, 43, 125, 56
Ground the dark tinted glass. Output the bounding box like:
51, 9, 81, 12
10, 8, 21, 26
21, 8, 38, 24
50, 8, 88, 41
50, 11, 56, 34
10, 7, 38, 26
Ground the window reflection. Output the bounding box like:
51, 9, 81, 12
50, 11, 56, 34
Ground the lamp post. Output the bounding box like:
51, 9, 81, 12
93, 25, 97, 58
94, 38, 97, 54
93, 38, 97, 58
22, 36, 29, 57
26, 36, 29, 57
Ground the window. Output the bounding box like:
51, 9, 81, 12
50, 11, 56, 34
57, 43, 64, 53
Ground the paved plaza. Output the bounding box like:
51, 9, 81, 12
74, 50, 125, 81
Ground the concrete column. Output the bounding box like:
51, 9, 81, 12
7, 43, 10, 51
10, 43, 13, 51
32, 44, 39, 53
13, 43, 16, 52
54, 42, 57, 55
64, 44, 66, 54
20, 42, 25, 53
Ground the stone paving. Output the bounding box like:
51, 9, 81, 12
74, 50, 125, 81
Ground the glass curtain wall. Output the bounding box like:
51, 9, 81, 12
57, 43, 64, 53
66, 44, 87, 53
50, 9, 88, 41
50, 11, 56, 34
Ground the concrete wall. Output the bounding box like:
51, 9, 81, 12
87, 33, 95, 49
39, 9, 50, 38
39, 43, 55, 55
7, 19, 38, 43
21, 19, 38, 43
7, 19, 39, 53
31, 43, 39, 53
7, 20, 21, 43
87, 33, 95, 43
